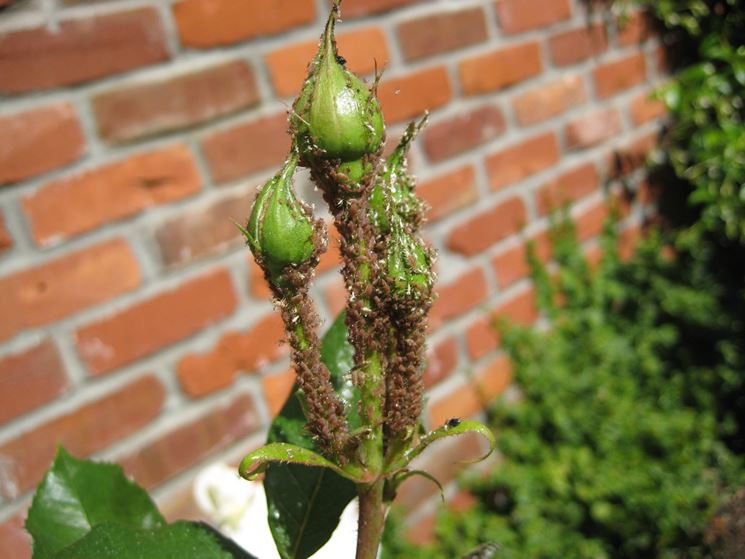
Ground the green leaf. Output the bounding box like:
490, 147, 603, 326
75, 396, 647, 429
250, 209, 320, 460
26, 447, 165, 559
239, 442, 361, 482
50, 521, 257, 559
390, 420, 496, 473
262, 311, 359, 559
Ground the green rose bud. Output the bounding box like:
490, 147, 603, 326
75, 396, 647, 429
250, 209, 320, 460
243, 152, 315, 281
386, 216, 433, 296
291, 5, 384, 164
369, 117, 427, 232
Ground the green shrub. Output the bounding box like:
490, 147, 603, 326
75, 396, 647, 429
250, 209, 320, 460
383, 220, 743, 559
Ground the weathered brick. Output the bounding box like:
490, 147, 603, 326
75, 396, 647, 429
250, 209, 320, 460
378, 66, 452, 124
335, 0, 425, 18
466, 287, 538, 359
422, 105, 506, 162
491, 232, 551, 289
173, 0, 315, 48
0, 103, 84, 185
418, 165, 478, 222
0, 340, 68, 424
430, 268, 489, 330
630, 91, 666, 125
93, 61, 259, 144
423, 337, 458, 388
0, 212, 12, 253
0, 375, 164, 498
513, 75, 587, 126
549, 24, 608, 67
593, 52, 647, 99
202, 113, 290, 184
459, 42, 542, 96
496, 0, 571, 34
121, 394, 259, 489
565, 107, 623, 149
76, 269, 237, 376
23, 145, 201, 246
177, 313, 286, 397
485, 132, 560, 191
397, 7, 488, 61
266, 27, 389, 97
617, 10, 653, 47
448, 197, 527, 256
536, 162, 599, 215
262, 368, 295, 418
0, 514, 30, 559
0, 9, 168, 93
156, 189, 255, 267
428, 354, 512, 427
0, 238, 140, 341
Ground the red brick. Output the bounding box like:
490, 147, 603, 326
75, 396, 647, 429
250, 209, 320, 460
575, 199, 610, 241
397, 432, 485, 510
491, 232, 551, 289
77, 269, 237, 376
423, 105, 506, 162
617, 10, 653, 47
513, 75, 587, 126
593, 53, 647, 99
565, 108, 623, 149
202, 113, 290, 184
459, 42, 542, 96
0, 9, 168, 93
549, 24, 608, 67
177, 313, 286, 397
0, 103, 84, 185
418, 165, 478, 222
23, 145, 201, 246
266, 28, 389, 97
324, 278, 348, 317
378, 67, 452, 124
262, 368, 295, 418
156, 189, 256, 267
93, 61, 259, 144
428, 354, 512, 427
630, 91, 666, 125
0, 340, 68, 424
0, 514, 31, 559
619, 223, 642, 260
423, 337, 458, 388
537, 163, 599, 215
496, 0, 571, 34
173, 0, 315, 48
407, 513, 436, 546
121, 394, 259, 489
465, 288, 538, 360
485, 132, 560, 191
430, 268, 489, 330
0, 239, 140, 341
397, 7, 488, 62
608, 131, 658, 177
335, 0, 425, 18
0, 375, 164, 499
0, 212, 12, 253
448, 197, 527, 256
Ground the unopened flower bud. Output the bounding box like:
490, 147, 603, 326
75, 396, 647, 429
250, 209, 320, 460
291, 5, 384, 164
244, 153, 315, 281
386, 217, 433, 296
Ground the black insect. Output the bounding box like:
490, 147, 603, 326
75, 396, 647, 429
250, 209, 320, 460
446, 417, 461, 428
336, 54, 347, 66
462, 542, 501, 559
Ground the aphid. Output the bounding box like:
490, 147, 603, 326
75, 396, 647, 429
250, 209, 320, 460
446, 417, 461, 428
336, 54, 347, 66
462, 542, 501, 559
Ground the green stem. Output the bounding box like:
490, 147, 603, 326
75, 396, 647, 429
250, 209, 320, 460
355, 478, 386, 559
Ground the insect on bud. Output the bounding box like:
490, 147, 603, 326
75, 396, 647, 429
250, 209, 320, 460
243, 152, 315, 282
291, 4, 384, 165
385, 216, 433, 297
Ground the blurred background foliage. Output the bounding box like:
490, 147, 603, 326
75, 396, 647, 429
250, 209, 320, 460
384, 1, 745, 557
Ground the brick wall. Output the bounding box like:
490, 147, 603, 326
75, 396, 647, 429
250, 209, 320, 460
0, 0, 665, 554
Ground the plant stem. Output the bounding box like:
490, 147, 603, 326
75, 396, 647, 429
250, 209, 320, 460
355, 478, 386, 559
